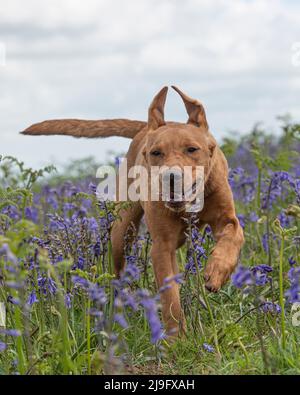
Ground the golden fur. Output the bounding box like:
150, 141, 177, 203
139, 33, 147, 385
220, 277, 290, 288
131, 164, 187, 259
22, 86, 244, 337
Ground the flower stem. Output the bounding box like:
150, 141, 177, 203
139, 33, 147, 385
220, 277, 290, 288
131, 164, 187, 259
86, 299, 91, 375
279, 235, 286, 349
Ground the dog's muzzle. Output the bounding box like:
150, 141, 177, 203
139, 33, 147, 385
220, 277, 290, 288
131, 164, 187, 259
161, 169, 186, 211
161, 169, 202, 212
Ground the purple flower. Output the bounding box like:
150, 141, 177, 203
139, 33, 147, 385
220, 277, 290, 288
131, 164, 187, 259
185, 225, 207, 274
76, 256, 85, 270
38, 276, 57, 296
262, 233, 269, 253
232, 264, 272, 288
159, 274, 184, 293
27, 291, 38, 306
72, 276, 107, 305
115, 290, 138, 311
0, 244, 17, 265
25, 207, 39, 223
238, 214, 246, 229
0, 342, 6, 352
65, 293, 72, 309
115, 157, 121, 168
289, 257, 297, 266
93, 241, 101, 259
7, 296, 20, 305
88, 217, 98, 232
72, 276, 89, 288
251, 265, 273, 286
262, 171, 293, 210
89, 183, 97, 194
231, 266, 253, 288
2, 205, 20, 221
285, 267, 300, 303
48, 278, 57, 294
249, 212, 259, 222
278, 211, 291, 228
203, 343, 214, 353
0, 329, 21, 337
260, 302, 281, 314
137, 289, 164, 344
5, 281, 23, 290
124, 256, 140, 282
114, 313, 128, 329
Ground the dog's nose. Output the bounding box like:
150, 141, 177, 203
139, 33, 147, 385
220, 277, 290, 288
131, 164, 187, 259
162, 169, 184, 199
162, 169, 183, 185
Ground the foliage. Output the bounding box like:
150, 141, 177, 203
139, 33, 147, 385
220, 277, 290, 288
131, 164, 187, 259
0, 119, 300, 375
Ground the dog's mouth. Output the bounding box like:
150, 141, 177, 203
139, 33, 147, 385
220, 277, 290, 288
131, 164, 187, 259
184, 181, 198, 199
163, 181, 198, 212
164, 200, 186, 212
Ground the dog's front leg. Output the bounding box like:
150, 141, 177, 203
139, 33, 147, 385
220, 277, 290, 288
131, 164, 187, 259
151, 241, 185, 337
202, 190, 245, 292
144, 205, 185, 337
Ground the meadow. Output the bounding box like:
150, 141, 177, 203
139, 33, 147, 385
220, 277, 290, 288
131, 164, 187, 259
0, 117, 300, 375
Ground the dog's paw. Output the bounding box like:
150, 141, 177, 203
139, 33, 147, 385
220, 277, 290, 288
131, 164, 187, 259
204, 258, 232, 293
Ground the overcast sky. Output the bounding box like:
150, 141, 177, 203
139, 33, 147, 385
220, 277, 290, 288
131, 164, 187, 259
1, 0, 300, 170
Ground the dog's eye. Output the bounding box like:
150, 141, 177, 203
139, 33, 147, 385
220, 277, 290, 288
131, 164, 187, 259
151, 150, 162, 157
187, 147, 199, 153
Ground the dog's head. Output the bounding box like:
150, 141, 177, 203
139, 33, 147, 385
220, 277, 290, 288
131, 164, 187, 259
143, 86, 216, 212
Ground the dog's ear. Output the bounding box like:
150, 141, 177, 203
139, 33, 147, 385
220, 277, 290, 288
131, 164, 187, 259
171, 86, 208, 129
148, 86, 168, 130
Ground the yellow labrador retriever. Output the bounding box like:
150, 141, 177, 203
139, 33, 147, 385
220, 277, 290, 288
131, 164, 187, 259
22, 86, 244, 337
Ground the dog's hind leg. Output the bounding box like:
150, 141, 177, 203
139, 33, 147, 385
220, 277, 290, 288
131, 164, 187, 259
111, 203, 144, 277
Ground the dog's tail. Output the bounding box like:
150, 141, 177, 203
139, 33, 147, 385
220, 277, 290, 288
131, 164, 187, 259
21, 119, 147, 139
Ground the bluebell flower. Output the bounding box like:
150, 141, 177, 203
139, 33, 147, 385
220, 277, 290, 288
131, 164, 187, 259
64, 293, 72, 309
77, 256, 85, 270
137, 289, 164, 344
5, 281, 23, 290
63, 202, 76, 212
25, 207, 39, 223
262, 233, 269, 253
238, 214, 246, 229
159, 274, 184, 293
114, 313, 128, 329
0, 329, 21, 337
285, 267, 300, 303
185, 225, 207, 274
48, 278, 57, 294
260, 302, 281, 314
2, 205, 20, 221
72, 276, 89, 288
0, 244, 17, 265
0, 342, 6, 352
27, 291, 38, 306
278, 211, 291, 228
251, 264, 273, 286
262, 171, 293, 209
7, 296, 20, 305
88, 217, 98, 232
38, 276, 57, 296
115, 157, 121, 168
249, 212, 259, 222
93, 241, 101, 259
289, 256, 297, 266
203, 343, 214, 353
88, 182, 97, 194
231, 266, 253, 288
72, 276, 107, 305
